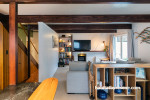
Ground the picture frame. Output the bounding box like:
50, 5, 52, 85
136, 68, 146, 79
52, 35, 58, 48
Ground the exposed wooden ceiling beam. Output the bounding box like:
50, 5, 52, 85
1, 0, 150, 4
50, 24, 132, 30
18, 15, 150, 23
56, 30, 117, 33
24, 24, 132, 30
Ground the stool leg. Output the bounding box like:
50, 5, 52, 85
89, 82, 91, 97
92, 81, 95, 98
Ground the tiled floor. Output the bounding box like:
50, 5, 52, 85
0, 83, 40, 100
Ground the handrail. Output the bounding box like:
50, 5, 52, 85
19, 23, 39, 54
30, 41, 39, 54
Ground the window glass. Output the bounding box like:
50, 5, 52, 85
115, 34, 128, 60
122, 35, 128, 60
116, 36, 121, 59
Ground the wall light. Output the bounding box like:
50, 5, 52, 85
103, 41, 106, 50
103, 41, 105, 46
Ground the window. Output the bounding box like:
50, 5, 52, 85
115, 34, 128, 60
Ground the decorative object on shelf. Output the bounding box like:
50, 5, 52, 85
59, 48, 65, 52
103, 41, 110, 61
135, 27, 150, 44
128, 89, 131, 94
115, 68, 129, 73
52, 35, 58, 48
97, 90, 107, 99
58, 58, 65, 67
115, 89, 123, 94
104, 46, 109, 51
59, 39, 64, 42
62, 35, 66, 37
136, 68, 146, 79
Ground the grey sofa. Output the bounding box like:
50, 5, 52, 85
67, 61, 100, 93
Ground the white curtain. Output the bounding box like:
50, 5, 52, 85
109, 35, 116, 61
128, 30, 135, 58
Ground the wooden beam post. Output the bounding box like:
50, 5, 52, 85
9, 2, 18, 85
27, 25, 30, 78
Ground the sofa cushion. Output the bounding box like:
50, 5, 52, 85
67, 71, 89, 93
67, 71, 100, 93
69, 61, 88, 71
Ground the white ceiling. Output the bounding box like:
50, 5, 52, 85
1, 4, 150, 15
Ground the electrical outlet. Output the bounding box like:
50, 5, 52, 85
6, 50, 8, 54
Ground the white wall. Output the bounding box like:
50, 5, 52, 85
72, 33, 114, 62
38, 22, 58, 82
132, 23, 150, 63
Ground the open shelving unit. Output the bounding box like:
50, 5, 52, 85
59, 35, 73, 65
93, 64, 150, 100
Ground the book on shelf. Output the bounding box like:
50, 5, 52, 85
59, 43, 71, 49
63, 59, 69, 65
59, 42, 67, 47
59, 53, 71, 59
97, 81, 103, 87
59, 53, 67, 58
114, 76, 124, 87
65, 47, 71, 52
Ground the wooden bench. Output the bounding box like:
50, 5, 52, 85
28, 78, 58, 100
